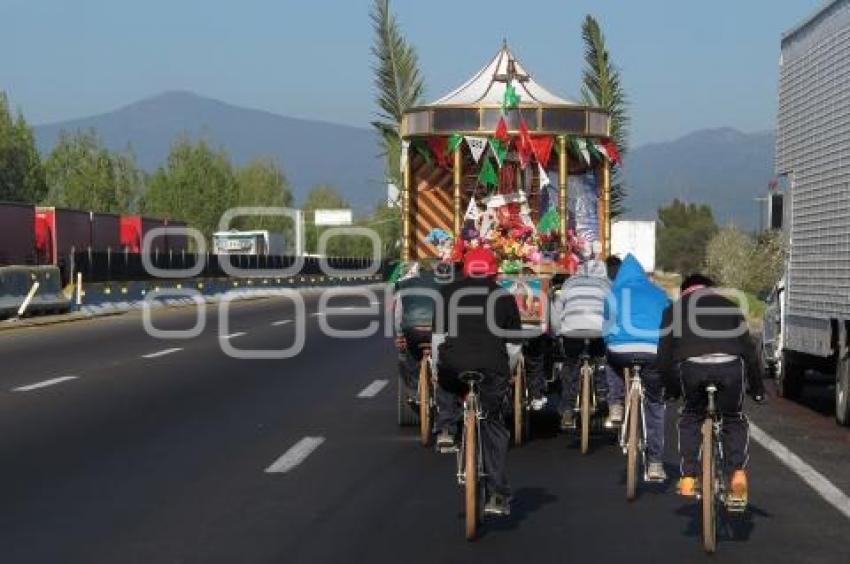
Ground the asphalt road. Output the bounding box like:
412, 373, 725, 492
1, 288, 848, 563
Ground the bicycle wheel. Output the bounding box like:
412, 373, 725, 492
464, 403, 479, 541
513, 357, 526, 447
580, 362, 592, 454
626, 388, 640, 501
418, 356, 431, 446
701, 418, 717, 554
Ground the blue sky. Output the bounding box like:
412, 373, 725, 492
0, 0, 819, 146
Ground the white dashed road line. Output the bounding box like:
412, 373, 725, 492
271, 320, 293, 326
750, 423, 850, 520
13, 376, 79, 392
220, 332, 247, 339
357, 379, 389, 398
141, 347, 183, 359
265, 437, 326, 474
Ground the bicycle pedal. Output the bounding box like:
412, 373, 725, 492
725, 496, 748, 513
437, 445, 459, 454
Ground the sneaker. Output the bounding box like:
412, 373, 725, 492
436, 429, 456, 452
604, 403, 624, 428
483, 493, 511, 516
677, 476, 698, 497
560, 410, 576, 431
530, 396, 548, 411
646, 461, 668, 483
728, 469, 748, 508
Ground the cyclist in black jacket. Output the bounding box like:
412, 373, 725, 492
657, 274, 765, 503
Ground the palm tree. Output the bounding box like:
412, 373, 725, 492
370, 0, 424, 191
581, 15, 629, 217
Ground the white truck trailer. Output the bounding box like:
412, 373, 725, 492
212, 230, 286, 256
771, 0, 850, 425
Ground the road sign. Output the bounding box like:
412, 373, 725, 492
314, 209, 352, 226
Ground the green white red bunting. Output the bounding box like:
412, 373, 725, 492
464, 196, 480, 221
538, 162, 551, 187
576, 138, 591, 166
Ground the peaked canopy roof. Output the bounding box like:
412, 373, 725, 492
403, 43, 610, 139
431, 43, 577, 107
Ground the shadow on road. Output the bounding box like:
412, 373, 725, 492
674, 501, 772, 543
481, 487, 559, 535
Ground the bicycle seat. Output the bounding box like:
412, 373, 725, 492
459, 371, 485, 385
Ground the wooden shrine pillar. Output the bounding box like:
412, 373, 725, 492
598, 158, 612, 258
453, 147, 462, 235
402, 145, 412, 262
557, 136, 569, 247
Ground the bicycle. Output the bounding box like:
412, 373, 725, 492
699, 383, 747, 554
456, 370, 487, 541
619, 360, 649, 501
417, 342, 434, 447
576, 338, 598, 454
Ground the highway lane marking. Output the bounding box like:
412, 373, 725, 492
12, 376, 78, 392
357, 379, 389, 398
220, 332, 247, 339
271, 320, 293, 326
141, 347, 183, 359
265, 437, 326, 474
750, 423, 850, 520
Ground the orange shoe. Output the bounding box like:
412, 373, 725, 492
677, 476, 698, 497
728, 470, 748, 510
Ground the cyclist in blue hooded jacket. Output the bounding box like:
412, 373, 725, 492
604, 254, 671, 482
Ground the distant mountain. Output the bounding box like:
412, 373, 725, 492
623, 127, 775, 229
33, 93, 773, 227
33, 91, 385, 213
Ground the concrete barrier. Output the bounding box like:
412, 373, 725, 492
0, 266, 71, 319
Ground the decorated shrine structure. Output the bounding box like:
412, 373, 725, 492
399, 43, 621, 274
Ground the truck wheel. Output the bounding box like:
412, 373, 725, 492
777, 350, 804, 399
836, 354, 850, 426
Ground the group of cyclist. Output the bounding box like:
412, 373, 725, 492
394, 243, 766, 519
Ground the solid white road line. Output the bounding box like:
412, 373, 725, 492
13, 376, 78, 392
220, 332, 247, 339
750, 423, 850, 519
271, 320, 293, 326
357, 379, 389, 398
265, 437, 326, 474
141, 347, 183, 359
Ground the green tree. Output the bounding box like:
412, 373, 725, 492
0, 92, 48, 203
706, 226, 786, 295
235, 158, 294, 238
656, 199, 718, 274
365, 203, 402, 259
142, 137, 238, 240
44, 129, 143, 213
581, 15, 629, 217
370, 0, 424, 189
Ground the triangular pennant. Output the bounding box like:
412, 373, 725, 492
489, 137, 509, 167
537, 207, 561, 233
530, 135, 555, 168
538, 162, 551, 188
495, 117, 510, 142
502, 81, 521, 112
604, 140, 622, 165
427, 137, 450, 168
447, 133, 464, 154
464, 196, 480, 222
571, 137, 590, 166
517, 120, 533, 169
594, 141, 611, 162
478, 158, 498, 187
412, 139, 432, 165
587, 139, 604, 164
465, 136, 488, 163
